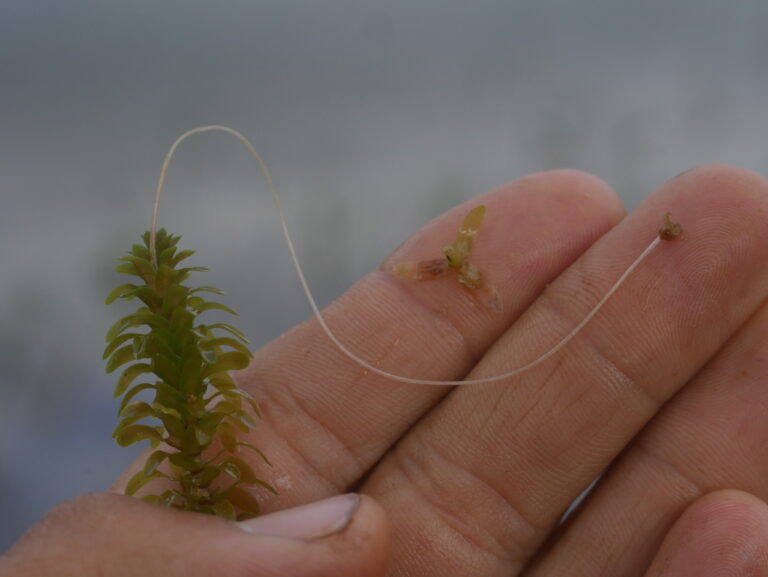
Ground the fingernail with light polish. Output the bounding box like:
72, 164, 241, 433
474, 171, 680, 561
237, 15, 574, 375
236, 493, 361, 541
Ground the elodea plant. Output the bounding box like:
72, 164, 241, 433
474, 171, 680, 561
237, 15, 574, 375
104, 227, 274, 520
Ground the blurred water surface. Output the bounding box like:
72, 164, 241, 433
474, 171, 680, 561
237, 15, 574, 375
2, 0, 767, 551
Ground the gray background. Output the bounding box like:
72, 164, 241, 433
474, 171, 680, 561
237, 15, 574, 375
2, 0, 766, 551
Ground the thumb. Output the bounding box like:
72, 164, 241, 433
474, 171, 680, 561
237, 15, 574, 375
0, 492, 391, 577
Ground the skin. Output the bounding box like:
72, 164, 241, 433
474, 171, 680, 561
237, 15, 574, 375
4, 166, 768, 575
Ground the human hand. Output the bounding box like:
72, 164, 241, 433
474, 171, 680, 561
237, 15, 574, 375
5, 166, 768, 576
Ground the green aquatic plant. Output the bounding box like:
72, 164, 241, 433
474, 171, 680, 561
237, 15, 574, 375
104, 227, 274, 519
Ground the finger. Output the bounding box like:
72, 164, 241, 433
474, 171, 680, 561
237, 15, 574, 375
644, 491, 768, 577
0, 493, 390, 577
361, 166, 768, 575
113, 171, 623, 505
527, 250, 768, 575
247, 171, 623, 509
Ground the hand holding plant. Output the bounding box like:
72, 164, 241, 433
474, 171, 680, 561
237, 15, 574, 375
6, 167, 768, 576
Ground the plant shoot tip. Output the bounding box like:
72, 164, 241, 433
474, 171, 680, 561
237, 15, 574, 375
659, 212, 682, 241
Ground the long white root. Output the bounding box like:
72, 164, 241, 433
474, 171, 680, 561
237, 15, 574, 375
149, 125, 668, 386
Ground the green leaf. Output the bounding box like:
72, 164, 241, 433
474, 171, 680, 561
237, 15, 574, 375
190, 285, 225, 296
106, 345, 136, 374
187, 296, 204, 309
103, 332, 142, 360
142, 492, 181, 507
194, 423, 216, 447
105, 312, 142, 343
249, 477, 278, 495
226, 414, 251, 433
159, 489, 182, 507
153, 381, 186, 410
218, 421, 237, 452
202, 352, 251, 378
154, 264, 176, 292
220, 456, 259, 483
233, 410, 257, 429
203, 322, 249, 344
168, 452, 201, 472
197, 407, 227, 435
198, 465, 221, 487
226, 486, 262, 516
119, 255, 155, 283
143, 450, 170, 476
156, 412, 187, 442
125, 469, 163, 496
115, 262, 139, 276
114, 363, 152, 397
211, 399, 238, 413
142, 331, 177, 362
210, 498, 236, 520
114, 424, 163, 447
105, 283, 138, 305
200, 337, 253, 358
118, 382, 156, 415
157, 245, 177, 265
200, 348, 218, 364
170, 306, 196, 334
216, 403, 257, 430
216, 388, 261, 418
161, 284, 190, 315
179, 266, 210, 274
151, 402, 181, 419
171, 249, 196, 267
193, 301, 238, 316
118, 401, 156, 421
125, 286, 159, 307
106, 309, 168, 342
244, 395, 261, 418
233, 442, 271, 466
208, 372, 236, 389
151, 354, 179, 387
214, 394, 243, 412
132, 335, 148, 359
131, 243, 151, 260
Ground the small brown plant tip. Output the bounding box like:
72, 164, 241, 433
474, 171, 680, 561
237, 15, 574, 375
659, 212, 683, 241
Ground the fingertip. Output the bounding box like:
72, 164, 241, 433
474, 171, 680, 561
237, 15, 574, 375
514, 168, 625, 218
656, 164, 768, 251
646, 490, 768, 577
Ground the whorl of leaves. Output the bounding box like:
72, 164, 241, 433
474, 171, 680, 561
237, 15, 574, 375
104, 229, 274, 519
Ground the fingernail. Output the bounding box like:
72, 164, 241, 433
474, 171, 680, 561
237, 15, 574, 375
236, 493, 361, 541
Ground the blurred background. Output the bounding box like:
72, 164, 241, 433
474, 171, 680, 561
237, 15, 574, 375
2, 0, 767, 551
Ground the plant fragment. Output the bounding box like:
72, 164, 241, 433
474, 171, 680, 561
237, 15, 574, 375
105, 228, 274, 519
391, 205, 502, 311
